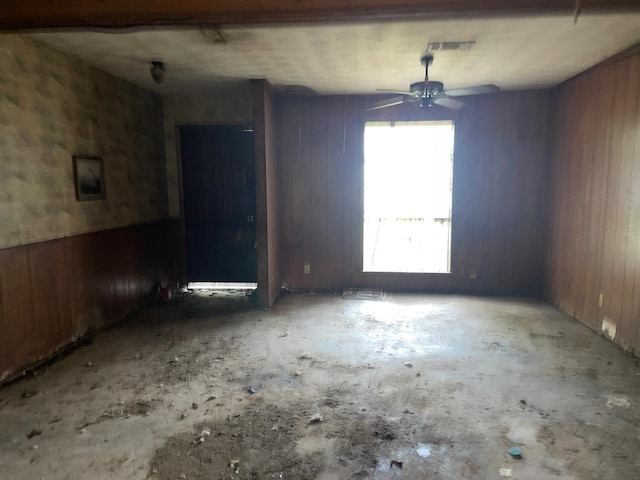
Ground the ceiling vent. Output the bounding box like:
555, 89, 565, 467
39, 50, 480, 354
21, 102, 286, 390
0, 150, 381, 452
428, 41, 475, 52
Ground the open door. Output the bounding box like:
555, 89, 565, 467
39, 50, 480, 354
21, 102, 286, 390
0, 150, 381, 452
179, 125, 257, 282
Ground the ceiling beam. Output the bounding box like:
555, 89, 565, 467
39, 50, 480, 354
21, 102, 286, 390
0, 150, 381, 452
1, 0, 639, 30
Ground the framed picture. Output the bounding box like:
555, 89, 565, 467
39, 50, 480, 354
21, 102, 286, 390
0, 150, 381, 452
73, 156, 105, 201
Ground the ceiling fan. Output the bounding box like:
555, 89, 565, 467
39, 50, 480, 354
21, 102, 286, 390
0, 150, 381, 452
368, 54, 499, 111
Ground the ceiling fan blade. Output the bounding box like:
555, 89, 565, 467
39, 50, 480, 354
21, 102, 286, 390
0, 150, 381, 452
376, 88, 414, 96
444, 84, 499, 97
433, 96, 466, 110
367, 96, 406, 111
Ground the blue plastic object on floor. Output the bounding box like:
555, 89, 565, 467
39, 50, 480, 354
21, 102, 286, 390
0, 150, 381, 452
509, 447, 522, 458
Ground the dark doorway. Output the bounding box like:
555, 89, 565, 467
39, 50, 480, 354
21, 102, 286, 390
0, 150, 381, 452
180, 125, 257, 282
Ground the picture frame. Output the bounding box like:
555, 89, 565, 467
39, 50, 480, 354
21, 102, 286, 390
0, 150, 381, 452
73, 155, 105, 201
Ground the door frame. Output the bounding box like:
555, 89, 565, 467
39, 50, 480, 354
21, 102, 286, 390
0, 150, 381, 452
174, 80, 278, 308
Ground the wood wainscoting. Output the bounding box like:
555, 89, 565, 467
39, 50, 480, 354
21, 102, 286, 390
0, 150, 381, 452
0, 220, 181, 383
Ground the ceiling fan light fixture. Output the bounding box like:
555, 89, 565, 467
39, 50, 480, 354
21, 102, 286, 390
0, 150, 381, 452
420, 97, 435, 109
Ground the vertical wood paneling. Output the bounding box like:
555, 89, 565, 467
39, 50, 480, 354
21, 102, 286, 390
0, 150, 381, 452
326, 97, 350, 284
451, 92, 551, 294
605, 60, 630, 333
618, 55, 640, 349
342, 96, 365, 287
616, 58, 639, 345
629, 57, 640, 348
309, 102, 330, 287
0, 250, 32, 378
546, 52, 640, 351
573, 73, 597, 322
264, 83, 281, 305
0, 220, 180, 382
276, 91, 551, 293
27, 244, 63, 356
276, 97, 296, 286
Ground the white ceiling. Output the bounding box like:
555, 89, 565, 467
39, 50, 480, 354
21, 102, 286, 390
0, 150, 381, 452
27, 13, 640, 96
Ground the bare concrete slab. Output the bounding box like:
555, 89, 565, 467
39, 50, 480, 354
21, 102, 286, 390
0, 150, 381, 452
0, 292, 638, 479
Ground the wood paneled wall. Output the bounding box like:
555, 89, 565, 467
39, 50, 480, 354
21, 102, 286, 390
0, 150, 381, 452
546, 51, 640, 351
0, 220, 180, 382
275, 91, 551, 294
253, 80, 281, 307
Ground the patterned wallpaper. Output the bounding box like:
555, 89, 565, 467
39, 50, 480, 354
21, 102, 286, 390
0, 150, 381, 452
163, 83, 253, 218
0, 35, 168, 249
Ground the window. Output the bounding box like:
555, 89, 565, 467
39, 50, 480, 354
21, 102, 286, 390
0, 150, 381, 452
363, 121, 454, 273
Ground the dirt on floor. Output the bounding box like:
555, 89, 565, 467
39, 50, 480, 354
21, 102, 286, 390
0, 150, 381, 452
0, 290, 639, 480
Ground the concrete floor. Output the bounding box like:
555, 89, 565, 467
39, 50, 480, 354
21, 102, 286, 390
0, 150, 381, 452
0, 292, 639, 479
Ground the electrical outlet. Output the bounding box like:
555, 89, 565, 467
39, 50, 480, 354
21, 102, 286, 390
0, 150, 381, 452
598, 293, 604, 308
469, 271, 478, 280
304, 263, 311, 275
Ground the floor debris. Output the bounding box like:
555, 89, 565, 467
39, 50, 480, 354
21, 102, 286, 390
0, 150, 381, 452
499, 467, 513, 477
606, 394, 630, 408
342, 288, 385, 300
192, 429, 211, 446
508, 446, 522, 459
308, 413, 323, 424
416, 444, 432, 458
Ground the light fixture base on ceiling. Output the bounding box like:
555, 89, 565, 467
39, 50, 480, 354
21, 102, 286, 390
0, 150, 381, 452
150, 61, 166, 84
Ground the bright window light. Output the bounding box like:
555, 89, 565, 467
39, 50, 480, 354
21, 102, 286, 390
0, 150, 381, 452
363, 121, 454, 273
